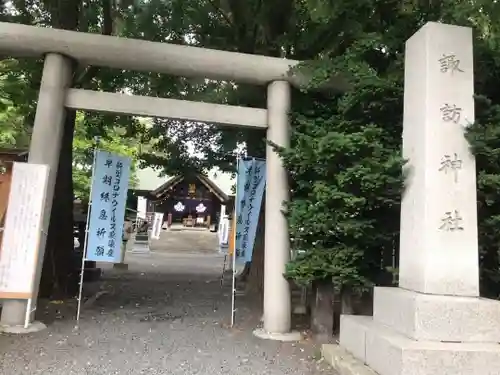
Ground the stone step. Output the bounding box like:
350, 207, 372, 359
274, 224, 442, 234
339, 315, 500, 375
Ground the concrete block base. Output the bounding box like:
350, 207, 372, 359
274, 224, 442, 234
322, 344, 377, 375
253, 328, 302, 342
113, 263, 129, 270
340, 315, 500, 375
373, 287, 500, 342
0, 321, 47, 334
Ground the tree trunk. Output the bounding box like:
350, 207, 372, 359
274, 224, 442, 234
310, 279, 334, 342
39, 111, 78, 298
35, 0, 81, 300
37, 0, 116, 299
340, 285, 354, 315
239, 97, 267, 300
244, 204, 265, 305
332, 286, 356, 335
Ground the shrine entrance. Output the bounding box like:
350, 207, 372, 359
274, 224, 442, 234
0, 22, 346, 339
137, 173, 230, 229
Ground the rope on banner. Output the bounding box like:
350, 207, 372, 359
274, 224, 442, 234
76, 137, 100, 324
240, 156, 265, 161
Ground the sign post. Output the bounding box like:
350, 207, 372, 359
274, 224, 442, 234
218, 213, 230, 288
0, 162, 49, 329
136, 196, 147, 232
218, 214, 230, 254
137, 196, 147, 219
76, 150, 131, 323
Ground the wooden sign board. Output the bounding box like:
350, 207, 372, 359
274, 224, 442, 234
0, 170, 13, 254
0, 162, 49, 299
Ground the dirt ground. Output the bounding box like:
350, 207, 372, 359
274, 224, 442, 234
0, 229, 335, 375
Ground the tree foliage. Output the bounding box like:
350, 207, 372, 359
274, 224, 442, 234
282, 0, 500, 297
2, 0, 500, 300
0, 0, 151, 297
72, 113, 140, 201
282, 36, 405, 289
0, 105, 139, 202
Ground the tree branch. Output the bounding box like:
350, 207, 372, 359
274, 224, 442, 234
251, 0, 264, 48
76, 0, 114, 86
206, 0, 233, 27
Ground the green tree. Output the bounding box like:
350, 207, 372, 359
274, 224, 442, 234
72, 112, 139, 201
0, 60, 33, 148
281, 0, 500, 300
112, 0, 500, 301
1, 0, 152, 297
466, 98, 500, 297
282, 38, 405, 292
4, 0, 500, 303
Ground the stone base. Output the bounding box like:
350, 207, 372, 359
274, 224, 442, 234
373, 287, 500, 342
113, 263, 129, 270
0, 321, 47, 334
253, 328, 302, 342
293, 305, 307, 314
322, 344, 377, 375
340, 315, 500, 375
130, 242, 150, 254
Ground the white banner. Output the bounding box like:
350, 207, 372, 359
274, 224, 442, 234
218, 215, 230, 254
137, 196, 147, 219
0, 163, 49, 299
151, 212, 164, 240
85, 150, 131, 263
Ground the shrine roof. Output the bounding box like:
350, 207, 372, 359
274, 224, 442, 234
0, 147, 29, 161
150, 173, 230, 203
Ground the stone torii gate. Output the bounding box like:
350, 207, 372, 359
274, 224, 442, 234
0, 22, 344, 340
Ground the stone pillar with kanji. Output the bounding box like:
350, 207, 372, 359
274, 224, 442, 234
337, 22, 500, 375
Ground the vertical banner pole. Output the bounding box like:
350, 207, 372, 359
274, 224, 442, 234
231, 234, 236, 326
76, 138, 99, 324
231, 155, 240, 327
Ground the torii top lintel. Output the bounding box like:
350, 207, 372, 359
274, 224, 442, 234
0, 22, 306, 86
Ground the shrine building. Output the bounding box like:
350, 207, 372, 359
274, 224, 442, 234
132, 172, 230, 229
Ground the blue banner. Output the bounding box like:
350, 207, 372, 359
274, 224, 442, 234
86, 150, 131, 263
235, 158, 266, 263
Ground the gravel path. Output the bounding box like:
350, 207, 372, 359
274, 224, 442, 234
0, 236, 334, 375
